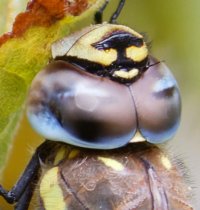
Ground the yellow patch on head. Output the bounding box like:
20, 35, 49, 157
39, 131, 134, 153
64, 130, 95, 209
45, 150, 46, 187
126, 44, 148, 62
67, 25, 118, 66
40, 167, 66, 210
98, 157, 124, 171
65, 23, 144, 66
113, 68, 139, 80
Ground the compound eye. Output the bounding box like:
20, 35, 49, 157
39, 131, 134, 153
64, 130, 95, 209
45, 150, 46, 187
27, 61, 137, 149
129, 57, 181, 143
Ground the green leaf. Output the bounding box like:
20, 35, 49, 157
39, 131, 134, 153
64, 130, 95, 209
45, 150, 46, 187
0, 0, 106, 172
0, 70, 27, 169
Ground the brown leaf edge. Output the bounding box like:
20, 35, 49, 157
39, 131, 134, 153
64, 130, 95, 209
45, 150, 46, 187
0, 0, 91, 47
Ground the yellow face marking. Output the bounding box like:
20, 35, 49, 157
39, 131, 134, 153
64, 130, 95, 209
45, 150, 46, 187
66, 24, 144, 66
130, 130, 146, 143
161, 155, 172, 170
40, 167, 66, 210
113, 68, 139, 80
98, 157, 124, 171
69, 44, 117, 66
68, 149, 80, 159
126, 44, 148, 62
52, 24, 102, 59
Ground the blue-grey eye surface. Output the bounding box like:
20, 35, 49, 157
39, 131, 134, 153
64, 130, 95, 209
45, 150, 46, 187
27, 57, 181, 149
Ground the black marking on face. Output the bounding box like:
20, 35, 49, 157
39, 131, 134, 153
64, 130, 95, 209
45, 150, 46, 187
92, 31, 144, 65
54, 55, 149, 85
55, 56, 149, 84
92, 31, 144, 50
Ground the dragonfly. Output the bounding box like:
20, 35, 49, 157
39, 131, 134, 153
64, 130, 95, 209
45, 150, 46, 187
0, 0, 194, 209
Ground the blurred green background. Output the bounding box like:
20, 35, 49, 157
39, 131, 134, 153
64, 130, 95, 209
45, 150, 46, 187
0, 0, 199, 209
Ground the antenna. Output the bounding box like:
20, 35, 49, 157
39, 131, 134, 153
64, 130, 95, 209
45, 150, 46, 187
94, 0, 109, 24
94, 0, 126, 24
110, 0, 126, 23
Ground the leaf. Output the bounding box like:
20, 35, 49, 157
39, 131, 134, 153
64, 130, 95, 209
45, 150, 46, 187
0, 0, 106, 172
0, 0, 27, 34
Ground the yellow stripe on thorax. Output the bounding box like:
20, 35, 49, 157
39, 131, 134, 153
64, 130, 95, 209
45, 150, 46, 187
40, 167, 66, 210
98, 157, 124, 171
